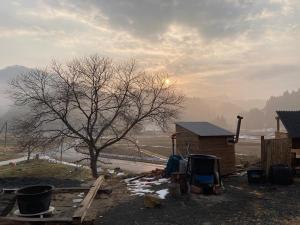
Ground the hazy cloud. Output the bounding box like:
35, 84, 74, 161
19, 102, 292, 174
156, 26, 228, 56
0, 0, 300, 99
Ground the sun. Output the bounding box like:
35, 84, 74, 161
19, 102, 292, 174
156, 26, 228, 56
165, 78, 170, 85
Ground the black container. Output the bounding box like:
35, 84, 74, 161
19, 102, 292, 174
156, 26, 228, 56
269, 164, 293, 185
247, 168, 265, 184
16, 185, 53, 215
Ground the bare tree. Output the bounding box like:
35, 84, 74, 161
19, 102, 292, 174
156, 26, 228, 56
12, 116, 48, 160
11, 55, 183, 177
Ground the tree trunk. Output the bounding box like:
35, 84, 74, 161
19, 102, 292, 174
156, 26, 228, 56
27, 148, 31, 161
90, 157, 98, 178
89, 148, 98, 178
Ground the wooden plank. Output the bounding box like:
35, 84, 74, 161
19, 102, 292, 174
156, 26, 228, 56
72, 175, 104, 223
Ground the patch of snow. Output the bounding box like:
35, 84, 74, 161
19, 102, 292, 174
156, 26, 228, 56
117, 172, 125, 176
107, 169, 115, 174
157, 178, 169, 183
125, 177, 170, 196
129, 188, 154, 193
73, 198, 83, 203
77, 192, 84, 198
156, 189, 169, 199
130, 193, 145, 196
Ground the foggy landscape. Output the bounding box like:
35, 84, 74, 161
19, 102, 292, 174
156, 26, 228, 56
0, 1, 300, 225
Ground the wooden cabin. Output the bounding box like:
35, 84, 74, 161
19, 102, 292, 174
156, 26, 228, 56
260, 111, 300, 174
175, 122, 236, 175
275, 111, 300, 168
276, 111, 300, 148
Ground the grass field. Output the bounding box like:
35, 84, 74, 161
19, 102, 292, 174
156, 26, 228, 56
0, 159, 92, 181
102, 134, 261, 165
0, 148, 22, 161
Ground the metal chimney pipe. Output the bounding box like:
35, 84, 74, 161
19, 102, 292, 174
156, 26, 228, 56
235, 115, 243, 143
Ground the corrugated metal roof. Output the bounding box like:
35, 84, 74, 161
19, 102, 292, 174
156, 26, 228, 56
176, 122, 234, 137
277, 111, 300, 138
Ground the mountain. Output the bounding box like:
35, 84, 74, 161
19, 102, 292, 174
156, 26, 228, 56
241, 89, 300, 129
0, 65, 30, 83
0, 65, 32, 116
179, 97, 265, 129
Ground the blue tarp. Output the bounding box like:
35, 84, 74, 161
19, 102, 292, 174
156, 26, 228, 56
165, 155, 183, 177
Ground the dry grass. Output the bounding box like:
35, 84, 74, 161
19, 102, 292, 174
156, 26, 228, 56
0, 159, 93, 181
0, 149, 22, 161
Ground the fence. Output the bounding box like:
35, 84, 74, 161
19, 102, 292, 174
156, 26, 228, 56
261, 136, 292, 176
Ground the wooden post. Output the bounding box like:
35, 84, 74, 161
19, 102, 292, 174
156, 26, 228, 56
267, 139, 271, 177
261, 136, 265, 171
276, 116, 280, 132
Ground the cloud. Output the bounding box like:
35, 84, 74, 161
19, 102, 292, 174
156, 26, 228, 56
44, 0, 287, 41
0, 0, 300, 100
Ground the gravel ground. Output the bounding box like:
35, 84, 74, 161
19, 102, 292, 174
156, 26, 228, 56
95, 175, 300, 225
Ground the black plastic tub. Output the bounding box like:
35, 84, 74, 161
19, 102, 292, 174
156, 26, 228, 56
16, 185, 53, 215
247, 168, 265, 184
269, 164, 293, 185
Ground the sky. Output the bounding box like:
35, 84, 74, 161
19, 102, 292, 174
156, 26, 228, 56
1, 0, 300, 100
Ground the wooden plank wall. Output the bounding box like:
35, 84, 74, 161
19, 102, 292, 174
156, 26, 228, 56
176, 125, 235, 175
261, 136, 292, 176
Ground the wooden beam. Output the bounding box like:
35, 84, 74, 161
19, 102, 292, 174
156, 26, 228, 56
72, 175, 104, 223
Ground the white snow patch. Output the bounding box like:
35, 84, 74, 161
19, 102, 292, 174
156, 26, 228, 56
77, 192, 84, 198
107, 169, 115, 174
73, 198, 83, 203
125, 177, 169, 196
156, 189, 169, 199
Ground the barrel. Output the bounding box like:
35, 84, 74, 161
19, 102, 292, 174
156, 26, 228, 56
16, 185, 53, 215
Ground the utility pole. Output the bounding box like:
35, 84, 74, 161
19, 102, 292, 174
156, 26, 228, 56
4, 122, 7, 149
0, 122, 8, 150
60, 137, 64, 162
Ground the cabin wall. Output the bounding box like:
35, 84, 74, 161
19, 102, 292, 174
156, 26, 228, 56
176, 125, 235, 175
292, 138, 300, 149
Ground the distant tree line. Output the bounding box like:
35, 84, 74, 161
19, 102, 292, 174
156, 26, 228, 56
241, 89, 300, 130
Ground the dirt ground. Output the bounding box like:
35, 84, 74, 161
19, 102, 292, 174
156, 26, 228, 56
93, 175, 300, 225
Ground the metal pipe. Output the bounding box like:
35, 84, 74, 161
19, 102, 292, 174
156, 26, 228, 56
235, 115, 243, 143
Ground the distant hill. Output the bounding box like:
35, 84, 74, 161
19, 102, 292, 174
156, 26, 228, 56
241, 89, 300, 129
0, 65, 32, 116
179, 96, 265, 129
0, 65, 31, 83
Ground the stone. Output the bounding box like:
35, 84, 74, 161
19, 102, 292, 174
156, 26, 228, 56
144, 194, 161, 208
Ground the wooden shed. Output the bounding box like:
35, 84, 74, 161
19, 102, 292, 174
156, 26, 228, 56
175, 122, 236, 175
276, 111, 300, 149
274, 111, 300, 169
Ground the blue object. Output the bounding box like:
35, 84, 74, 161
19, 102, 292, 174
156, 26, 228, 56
194, 175, 214, 185
165, 155, 183, 177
